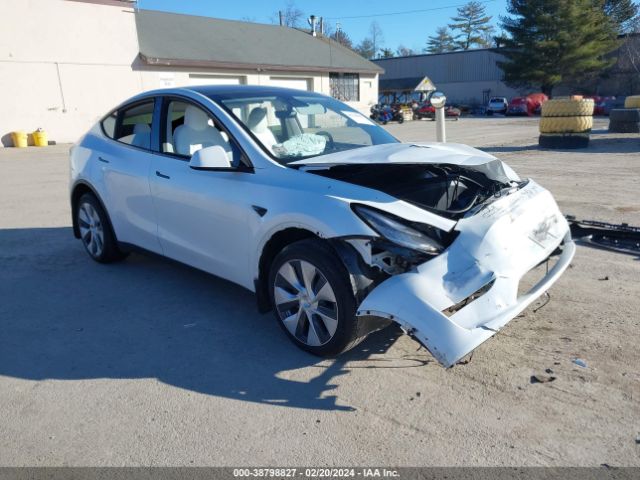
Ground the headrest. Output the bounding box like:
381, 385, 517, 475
184, 105, 210, 131
247, 107, 268, 133
133, 123, 151, 134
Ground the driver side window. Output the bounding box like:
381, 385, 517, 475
162, 99, 240, 166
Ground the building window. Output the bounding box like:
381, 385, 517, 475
330, 73, 360, 102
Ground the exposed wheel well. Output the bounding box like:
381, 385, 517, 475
255, 228, 317, 313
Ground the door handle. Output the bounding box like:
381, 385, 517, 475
155, 170, 170, 179
98, 156, 110, 163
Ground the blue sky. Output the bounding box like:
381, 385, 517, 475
137, 0, 509, 54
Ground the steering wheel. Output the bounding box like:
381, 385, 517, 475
316, 131, 335, 151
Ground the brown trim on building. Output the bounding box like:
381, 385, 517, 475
66, 0, 136, 7
138, 53, 384, 75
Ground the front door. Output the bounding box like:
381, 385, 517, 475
149, 98, 254, 287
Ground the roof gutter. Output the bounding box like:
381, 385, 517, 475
138, 53, 384, 75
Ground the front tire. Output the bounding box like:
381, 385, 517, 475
268, 239, 364, 357
76, 193, 127, 263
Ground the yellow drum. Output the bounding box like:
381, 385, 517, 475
32, 129, 48, 147
11, 131, 28, 148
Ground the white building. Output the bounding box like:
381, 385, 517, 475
0, 0, 382, 146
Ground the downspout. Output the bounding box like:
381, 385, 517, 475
55, 62, 67, 113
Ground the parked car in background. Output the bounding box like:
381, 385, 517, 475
69, 85, 574, 367
506, 97, 530, 115
507, 93, 548, 116
414, 103, 461, 120
486, 97, 508, 115
590, 96, 616, 116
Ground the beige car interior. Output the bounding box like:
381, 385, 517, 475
168, 104, 232, 159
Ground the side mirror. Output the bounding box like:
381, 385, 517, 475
189, 145, 232, 170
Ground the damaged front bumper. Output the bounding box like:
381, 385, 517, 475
355, 181, 576, 367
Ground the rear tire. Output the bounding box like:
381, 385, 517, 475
608, 120, 640, 133
609, 108, 640, 123
268, 238, 366, 357
76, 193, 127, 263
538, 134, 590, 149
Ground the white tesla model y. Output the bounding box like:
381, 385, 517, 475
70, 86, 574, 367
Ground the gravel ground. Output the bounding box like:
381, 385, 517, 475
0, 116, 638, 466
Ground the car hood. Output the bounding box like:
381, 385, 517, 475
292, 142, 520, 185
290, 142, 497, 167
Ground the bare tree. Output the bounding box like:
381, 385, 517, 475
369, 21, 384, 56
396, 45, 415, 57
322, 20, 335, 38
619, 20, 640, 74
272, 1, 304, 27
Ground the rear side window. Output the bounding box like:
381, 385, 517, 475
102, 111, 117, 138
101, 100, 155, 150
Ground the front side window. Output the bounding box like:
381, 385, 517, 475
110, 101, 155, 149
330, 73, 360, 102
210, 92, 397, 165
161, 99, 239, 166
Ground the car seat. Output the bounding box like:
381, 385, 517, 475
174, 105, 231, 156
247, 107, 278, 153
130, 124, 151, 149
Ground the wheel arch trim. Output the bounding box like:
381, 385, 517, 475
70, 180, 117, 241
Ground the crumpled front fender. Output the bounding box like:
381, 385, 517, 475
356, 180, 576, 367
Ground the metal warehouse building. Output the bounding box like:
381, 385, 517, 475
373, 49, 521, 106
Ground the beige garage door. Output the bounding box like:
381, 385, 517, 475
188, 74, 245, 86
268, 77, 311, 91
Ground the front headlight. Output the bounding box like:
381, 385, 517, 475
353, 205, 444, 254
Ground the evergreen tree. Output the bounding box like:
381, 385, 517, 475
499, 0, 620, 95
604, 0, 639, 33
355, 38, 376, 59
449, 1, 496, 49
426, 27, 457, 53
331, 29, 353, 49
379, 48, 395, 58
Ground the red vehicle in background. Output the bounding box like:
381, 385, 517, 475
507, 93, 548, 116
586, 96, 616, 116
414, 103, 461, 120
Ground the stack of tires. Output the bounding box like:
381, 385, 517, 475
608, 96, 640, 133
539, 97, 594, 149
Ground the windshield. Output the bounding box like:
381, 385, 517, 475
208, 91, 398, 164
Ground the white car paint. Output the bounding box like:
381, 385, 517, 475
357, 181, 574, 367
70, 86, 574, 367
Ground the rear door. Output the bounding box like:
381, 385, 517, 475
97, 99, 162, 254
